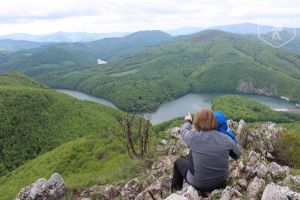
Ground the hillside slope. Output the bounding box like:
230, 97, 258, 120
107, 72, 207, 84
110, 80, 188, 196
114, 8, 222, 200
0, 92, 299, 200
8, 120, 300, 200
0, 135, 141, 200
0, 39, 48, 51
35, 30, 300, 112
0, 30, 172, 77
0, 73, 123, 175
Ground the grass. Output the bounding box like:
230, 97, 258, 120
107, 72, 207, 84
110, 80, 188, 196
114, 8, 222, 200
110, 69, 138, 77
275, 122, 300, 168
212, 95, 292, 123
0, 135, 145, 200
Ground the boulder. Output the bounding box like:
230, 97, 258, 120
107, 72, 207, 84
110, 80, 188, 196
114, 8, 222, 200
284, 175, 300, 185
227, 119, 238, 130
148, 155, 177, 178
256, 163, 268, 178
165, 193, 189, 200
120, 178, 145, 199
246, 151, 268, 178
236, 119, 246, 136
261, 183, 300, 200
87, 181, 125, 199
135, 175, 171, 200
168, 132, 188, 155
164, 184, 201, 200
237, 178, 247, 190
168, 127, 180, 138
267, 162, 290, 180
220, 185, 242, 200
257, 122, 282, 154
101, 184, 122, 199
160, 139, 168, 145
15, 173, 66, 200
237, 122, 283, 156
247, 177, 265, 200
210, 189, 223, 199
249, 150, 261, 165
179, 185, 200, 200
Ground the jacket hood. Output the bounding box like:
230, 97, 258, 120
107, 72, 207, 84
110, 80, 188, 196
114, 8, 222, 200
214, 111, 228, 133
214, 111, 238, 143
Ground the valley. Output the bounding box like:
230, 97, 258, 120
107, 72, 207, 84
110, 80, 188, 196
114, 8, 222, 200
1, 29, 300, 113
0, 24, 300, 200
56, 89, 300, 124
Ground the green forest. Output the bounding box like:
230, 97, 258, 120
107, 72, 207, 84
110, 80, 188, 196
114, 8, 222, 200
0, 73, 124, 176
0, 73, 299, 200
0, 135, 143, 200
211, 95, 293, 122
1, 30, 300, 112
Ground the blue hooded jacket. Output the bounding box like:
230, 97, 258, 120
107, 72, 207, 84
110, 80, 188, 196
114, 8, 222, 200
214, 111, 238, 143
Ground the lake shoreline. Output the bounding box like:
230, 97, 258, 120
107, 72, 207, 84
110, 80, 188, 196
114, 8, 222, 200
55, 89, 300, 124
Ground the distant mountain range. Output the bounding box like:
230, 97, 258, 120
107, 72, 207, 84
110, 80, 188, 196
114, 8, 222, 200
0, 39, 49, 51
1, 27, 300, 200
1, 23, 299, 44
167, 23, 300, 36
0, 30, 172, 74
1, 23, 299, 54
1, 29, 299, 112
0, 31, 129, 43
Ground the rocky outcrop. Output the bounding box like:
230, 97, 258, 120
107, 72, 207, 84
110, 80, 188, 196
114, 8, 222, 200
165, 193, 189, 200
18, 120, 299, 200
246, 150, 268, 178
236, 79, 278, 96
247, 177, 265, 200
15, 173, 66, 200
147, 155, 177, 178
285, 175, 300, 185
135, 176, 171, 200
219, 185, 243, 200
267, 162, 290, 180
163, 121, 299, 200
237, 121, 286, 160
261, 183, 300, 200
120, 178, 148, 199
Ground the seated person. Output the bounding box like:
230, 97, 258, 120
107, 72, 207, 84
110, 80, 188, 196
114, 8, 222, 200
171, 109, 242, 192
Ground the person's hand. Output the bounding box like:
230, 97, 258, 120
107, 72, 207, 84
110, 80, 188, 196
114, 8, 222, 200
185, 112, 192, 121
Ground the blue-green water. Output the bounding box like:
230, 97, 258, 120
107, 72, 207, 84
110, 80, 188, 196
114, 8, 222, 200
56, 89, 300, 124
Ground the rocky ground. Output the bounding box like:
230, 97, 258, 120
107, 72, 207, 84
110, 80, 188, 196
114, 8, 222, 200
15, 120, 300, 200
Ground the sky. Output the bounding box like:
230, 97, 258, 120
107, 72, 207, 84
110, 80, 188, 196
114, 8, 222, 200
0, 0, 300, 35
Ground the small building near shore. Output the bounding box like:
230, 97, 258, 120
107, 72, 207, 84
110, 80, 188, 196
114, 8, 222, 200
97, 59, 107, 65
280, 96, 290, 101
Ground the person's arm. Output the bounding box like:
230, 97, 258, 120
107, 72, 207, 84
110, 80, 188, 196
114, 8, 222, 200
180, 113, 194, 147
226, 129, 238, 143
226, 136, 242, 159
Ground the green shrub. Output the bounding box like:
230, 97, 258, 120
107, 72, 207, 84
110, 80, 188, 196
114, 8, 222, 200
273, 128, 300, 167
212, 95, 292, 123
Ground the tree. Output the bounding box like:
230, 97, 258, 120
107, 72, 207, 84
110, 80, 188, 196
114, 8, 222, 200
120, 112, 151, 158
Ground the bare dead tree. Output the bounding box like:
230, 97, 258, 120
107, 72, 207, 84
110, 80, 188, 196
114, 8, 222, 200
119, 112, 151, 158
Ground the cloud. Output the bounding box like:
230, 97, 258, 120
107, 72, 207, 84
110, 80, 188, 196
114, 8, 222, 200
0, 0, 299, 35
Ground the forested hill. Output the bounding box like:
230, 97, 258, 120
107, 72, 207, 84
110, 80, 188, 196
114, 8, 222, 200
0, 39, 49, 51
37, 30, 300, 112
0, 74, 299, 199
1, 30, 300, 112
0, 72, 43, 88
0, 30, 172, 79
0, 73, 124, 175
